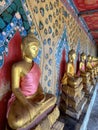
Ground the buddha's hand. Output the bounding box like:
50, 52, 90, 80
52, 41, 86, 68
36, 93, 45, 104
61, 73, 67, 85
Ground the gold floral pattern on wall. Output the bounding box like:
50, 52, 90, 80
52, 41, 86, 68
25, 0, 96, 95
25, 0, 67, 94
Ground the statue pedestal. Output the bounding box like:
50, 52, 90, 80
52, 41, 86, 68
51, 121, 64, 130
33, 106, 64, 130
60, 97, 87, 120
84, 84, 93, 97
80, 72, 93, 95
60, 77, 86, 119
60, 83, 98, 130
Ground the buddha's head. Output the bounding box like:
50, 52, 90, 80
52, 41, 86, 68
87, 55, 92, 62
68, 49, 76, 62
80, 52, 86, 62
92, 56, 95, 61
22, 28, 40, 59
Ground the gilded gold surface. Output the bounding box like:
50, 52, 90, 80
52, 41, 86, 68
32, 106, 60, 130
86, 55, 96, 85
86, 55, 93, 70
79, 53, 86, 73
61, 50, 84, 112
79, 53, 92, 94
7, 29, 57, 129
62, 49, 81, 86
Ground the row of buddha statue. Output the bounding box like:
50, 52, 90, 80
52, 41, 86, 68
6, 27, 98, 129
61, 49, 98, 119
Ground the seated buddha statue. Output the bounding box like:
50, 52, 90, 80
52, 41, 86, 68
61, 49, 83, 101
86, 55, 95, 85
62, 49, 82, 87
86, 55, 93, 70
95, 58, 98, 76
79, 53, 87, 75
6, 29, 58, 129
92, 57, 98, 81
91, 56, 97, 79
79, 53, 92, 94
60, 50, 86, 118
97, 58, 98, 77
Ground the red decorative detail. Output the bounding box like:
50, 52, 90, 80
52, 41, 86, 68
95, 39, 98, 42
0, 31, 22, 130
83, 12, 98, 30
0, 31, 22, 85
91, 31, 98, 39
61, 0, 93, 44
73, 0, 98, 11
71, 0, 98, 44
76, 53, 80, 75
59, 49, 66, 90
0, 92, 11, 130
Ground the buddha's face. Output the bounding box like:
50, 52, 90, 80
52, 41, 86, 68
88, 56, 91, 61
68, 50, 76, 62
84, 55, 86, 60
25, 42, 39, 59
81, 55, 86, 61
72, 53, 76, 60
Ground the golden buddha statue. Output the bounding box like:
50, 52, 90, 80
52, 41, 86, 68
6, 29, 59, 130
91, 56, 97, 80
79, 53, 92, 95
62, 49, 82, 87
86, 55, 92, 69
79, 53, 86, 73
86, 55, 96, 85
60, 50, 86, 119
95, 58, 98, 77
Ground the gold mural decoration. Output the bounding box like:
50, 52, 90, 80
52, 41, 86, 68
25, 0, 66, 93
64, 10, 96, 55
26, 0, 64, 41
24, 0, 97, 95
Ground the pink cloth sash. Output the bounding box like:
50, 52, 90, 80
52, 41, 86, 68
21, 63, 41, 96
77, 65, 85, 76
92, 63, 94, 67
82, 65, 85, 71
7, 62, 41, 118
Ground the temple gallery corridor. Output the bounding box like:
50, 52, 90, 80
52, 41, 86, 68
87, 90, 98, 130
0, 0, 98, 130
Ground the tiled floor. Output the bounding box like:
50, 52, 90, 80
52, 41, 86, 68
87, 90, 98, 130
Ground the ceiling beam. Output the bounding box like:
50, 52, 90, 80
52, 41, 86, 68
88, 29, 98, 32
78, 9, 98, 16
94, 38, 98, 41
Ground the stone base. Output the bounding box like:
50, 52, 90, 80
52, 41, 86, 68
91, 79, 96, 86
60, 97, 87, 120
59, 83, 98, 130
61, 92, 85, 110
51, 121, 64, 130
33, 107, 60, 130
62, 84, 83, 98
82, 78, 91, 84
83, 85, 93, 96
32, 121, 64, 130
